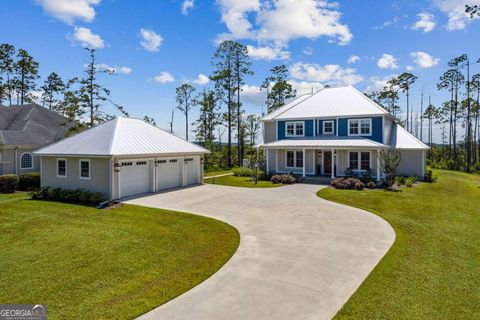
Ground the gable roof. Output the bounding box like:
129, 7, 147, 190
0, 104, 73, 146
34, 117, 209, 157
391, 124, 429, 150
262, 85, 389, 121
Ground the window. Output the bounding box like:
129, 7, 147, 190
360, 152, 370, 170
286, 150, 304, 168
348, 119, 371, 136
155, 160, 166, 164
79, 160, 90, 179
121, 162, 133, 166
349, 152, 370, 171
57, 159, 67, 177
20, 153, 33, 169
285, 121, 304, 137
349, 152, 359, 170
323, 121, 334, 134
136, 161, 147, 165
169, 159, 178, 163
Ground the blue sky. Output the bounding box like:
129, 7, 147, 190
1, 0, 480, 141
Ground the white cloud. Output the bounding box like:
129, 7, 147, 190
96, 64, 132, 74
289, 62, 363, 85
37, 0, 100, 24
153, 72, 175, 84
410, 51, 439, 68
406, 65, 414, 71
181, 0, 194, 15
433, 0, 480, 30
246, 45, 290, 61
288, 80, 324, 95
377, 54, 399, 69
373, 16, 402, 30
140, 28, 163, 52
71, 27, 104, 49
365, 74, 397, 93
303, 46, 313, 55
192, 73, 210, 85
411, 12, 436, 32
216, 0, 352, 47
347, 55, 360, 64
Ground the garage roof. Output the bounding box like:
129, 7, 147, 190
34, 117, 209, 157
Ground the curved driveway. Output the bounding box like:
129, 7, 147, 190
126, 183, 395, 320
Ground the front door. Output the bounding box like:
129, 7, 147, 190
323, 151, 332, 175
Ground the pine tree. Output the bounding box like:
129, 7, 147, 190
14, 48, 39, 105
41, 72, 65, 110
261, 65, 296, 114
0, 43, 15, 106
396, 72, 417, 132
175, 83, 196, 140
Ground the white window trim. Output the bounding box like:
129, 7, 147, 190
79, 159, 91, 180
20, 152, 33, 169
348, 151, 371, 171
348, 118, 372, 136
56, 158, 67, 178
322, 120, 334, 134
285, 121, 305, 137
285, 150, 304, 169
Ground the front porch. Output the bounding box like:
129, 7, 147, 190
265, 148, 384, 181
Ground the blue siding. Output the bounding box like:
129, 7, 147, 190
277, 120, 313, 139
278, 121, 286, 139
305, 120, 314, 137
317, 119, 336, 135
338, 116, 383, 143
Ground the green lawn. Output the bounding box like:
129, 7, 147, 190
0, 193, 239, 319
317, 170, 480, 319
204, 175, 283, 188
204, 169, 232, 177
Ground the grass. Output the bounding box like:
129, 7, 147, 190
204, 175, 283, 188
0, 193, 239, 319
204, 169, 232, 177
317, 170, 480, 319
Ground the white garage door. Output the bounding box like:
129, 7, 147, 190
185, 156, 200, 186
120, 160, 151, 198
156, 158, 181, 191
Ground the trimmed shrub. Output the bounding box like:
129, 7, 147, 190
271, 174, 283, 184
330, 177, 364, 190
0, 174, 19, 193
405, 176, 417, 187
395, 176, 407, 186
18, 172, 41, 191
29, 187, 106, 206
270, 174, 296, 184
232, 167, 264, 178
425, 168, 437, 183
366, 181, 377, 189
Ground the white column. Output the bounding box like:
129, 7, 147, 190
275, 150, 278, 172
331, 148, 335, 179
312, 150, 315, 175
302, 148, 306, 177
266, 148, 269, 173
376, 150, 381, 181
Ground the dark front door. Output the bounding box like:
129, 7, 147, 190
324, 151, 332, 175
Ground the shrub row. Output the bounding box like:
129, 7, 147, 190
330, 177, 365, 190
0, 172, 41, 193
29, 187, 105, 206
395, 175, 418, 187
270, 174, 296, 184
232, 167, 264, 178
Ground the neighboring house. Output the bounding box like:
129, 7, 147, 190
0, 104, 73, 175
260, 85, 429, 181
34, 117, 209, 200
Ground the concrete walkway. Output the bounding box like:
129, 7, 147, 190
125, 184, 395, 320
203, 172, 233, 179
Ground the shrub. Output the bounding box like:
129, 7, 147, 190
405, 176, 417, 187
0, 174, 19, 193
472, 162, 480, 173
366, 181, 377, 189
232, 167, 264, 178
29, 187, 106, 206
18, 172, 40, 191
330, 177, 364, 190
270, 174, 296, 184
425, 168, 437, 183
395, 176, 407, 186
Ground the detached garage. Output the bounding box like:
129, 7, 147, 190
34, 117, 209, 200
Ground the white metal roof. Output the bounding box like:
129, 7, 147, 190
261, 94, 313, 121
34, 117, 209, 157
261, 136, 387, 149
262, 85, 389, 121
392, 124, 429, 150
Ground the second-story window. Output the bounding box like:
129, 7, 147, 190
348, 119, 371, 136
286, 121, 304, 137
323, 121, 334, 134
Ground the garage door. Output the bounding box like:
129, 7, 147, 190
155, 158, 181, 191
120, 160, 151, 198
185, 156, 200, 186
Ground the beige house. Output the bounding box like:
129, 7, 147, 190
34, 117, 209, 200
0, 104, 72, 175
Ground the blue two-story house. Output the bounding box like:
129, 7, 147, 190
260, 85, 429, 181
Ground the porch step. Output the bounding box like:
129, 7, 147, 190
298, 176, 332, 185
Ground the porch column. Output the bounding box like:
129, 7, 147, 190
376, 150, 381, 181
302, 148, 306, 177
266, 148, 269, 173
275, 150, 278, 172
331, 148, 335, 179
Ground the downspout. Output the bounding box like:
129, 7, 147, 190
14, 146, 18, 175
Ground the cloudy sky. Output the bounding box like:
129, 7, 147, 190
1, 0, 480, 141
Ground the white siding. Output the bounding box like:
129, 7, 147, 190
263, 122, 277, 143
397, 150, 425, 177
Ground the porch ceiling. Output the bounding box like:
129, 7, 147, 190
261, 137, 388, 149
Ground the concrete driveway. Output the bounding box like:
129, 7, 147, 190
125, 183, 395, 320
